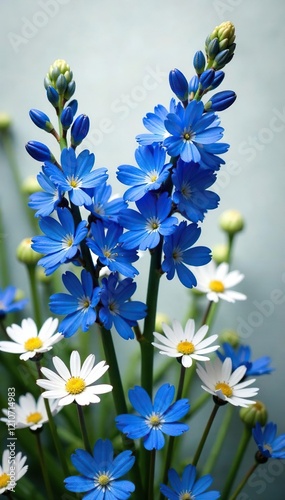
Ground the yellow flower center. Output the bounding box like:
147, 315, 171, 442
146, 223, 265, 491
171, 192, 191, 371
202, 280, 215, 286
215, 382, 233, 397
24, 337, 43, 351
65, 376, 86, 394
69, 177, 79, 188
149, 172, 158, 182
209, 279, 225, 293
98, 474, 110, 486
26, 411, 43, 425
0, 472, 10, 488
183, 132, 191, 141
177, 340, 195, 355
180, 493, 192, 500
148, 414, 161, 427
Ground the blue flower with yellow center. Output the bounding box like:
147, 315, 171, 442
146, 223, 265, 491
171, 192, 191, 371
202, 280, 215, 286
160, 464, 220, 500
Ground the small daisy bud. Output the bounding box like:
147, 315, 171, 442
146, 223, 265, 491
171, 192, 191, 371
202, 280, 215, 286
240, 401, 268, 428
21, 175, 41, 196
0, 112, 12, 132
219, 209, 244, 235
44, 59, 75, 101
212, 243, 229, 264
155, 312, 171, 334
17, 237, 41, 266
218, 329, 240, 348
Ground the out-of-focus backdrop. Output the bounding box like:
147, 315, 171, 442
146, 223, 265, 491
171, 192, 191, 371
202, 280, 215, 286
1, 1, 285, 498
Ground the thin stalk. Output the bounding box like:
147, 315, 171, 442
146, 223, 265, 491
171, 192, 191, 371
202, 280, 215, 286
160, 364, 186, 498
34, 431, 55, 500
221, 425, 252, 500
76, 403, 92, 454
147, 449, 156, 500
229, 462, 259, 500
192, 402, 220, 467
26, 264, 42, 328
0, 207, 10, 288
140, 242, 163, 397
35, 361, 69, 477
202, 403, 234, 475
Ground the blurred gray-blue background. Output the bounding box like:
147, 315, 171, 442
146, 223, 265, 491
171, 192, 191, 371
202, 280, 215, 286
1, 0, 285, 498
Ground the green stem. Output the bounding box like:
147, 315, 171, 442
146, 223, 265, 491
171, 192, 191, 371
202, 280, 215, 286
0, 208, 10, 288
148, 449, 156, 500
192, 402, 220, 467
160, 364, 186, 498
229, 462, 259, 500
26, 265, 42, 327
36, 361, 69, 477
34, 431, 55, 500
76, 403, 92, 454
140, 242, 162, 396
221, 425, 252, 500
202, 403, 234, 475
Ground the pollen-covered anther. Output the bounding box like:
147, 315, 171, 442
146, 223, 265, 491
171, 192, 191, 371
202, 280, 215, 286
215, 381, 233, 397
177, 340, 195, 355
65, 376, 86, 394
209, 279, 225, 293
24, 337, 43, 351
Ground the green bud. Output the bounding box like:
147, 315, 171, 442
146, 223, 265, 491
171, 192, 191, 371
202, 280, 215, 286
218, 329, 240, 348
155, 312, 171, 334
219, 209, 244, 235
16, 237, 41, 266
212, 243, 229, 265
44, 59, 74, 99
240, 401, 268, 428
0, 112, 12, 132
21, 175, 41, 196
205, 21, 236, 69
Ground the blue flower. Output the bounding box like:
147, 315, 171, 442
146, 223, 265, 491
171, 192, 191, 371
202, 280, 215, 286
64, 439, 135, 500
136, 99, 176, 146
45, 147, 108, 206
49, 269, 101, 337
116, 383, 189, 450
160, 464, 220, 500
117, 145, 172, 202
85, 183, 127, 226
164, 100, 225, 163
28, 169, 64, 217
0, 286, 28, 318
252, 422, 285, 459
86, 221, 139, 278
172, 160, 219, 222
119, 192, 178, 251
198, 142, 229, 171
32, 208, 88, 275
217, 343, 273, 377
99, 273, 147, 340
162, 221, 212, 288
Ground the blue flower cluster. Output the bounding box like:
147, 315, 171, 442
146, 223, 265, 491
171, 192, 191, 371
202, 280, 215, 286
27, 46, 236, 338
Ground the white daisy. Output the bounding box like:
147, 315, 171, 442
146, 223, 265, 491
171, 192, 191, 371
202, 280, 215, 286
1, 393, 60, 431
0, 449, 28, 494
0, 317, 63, 361
152, 319, 219, 368
196, 357, 259, 407
194, 261, 246, 303
36, 350, 113, 406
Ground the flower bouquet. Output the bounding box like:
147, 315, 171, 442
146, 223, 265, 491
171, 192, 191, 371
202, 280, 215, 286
0, 20, 284, 500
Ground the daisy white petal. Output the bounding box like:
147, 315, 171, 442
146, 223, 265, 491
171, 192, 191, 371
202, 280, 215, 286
152, 318, 219, 368
195, 261, 247, 303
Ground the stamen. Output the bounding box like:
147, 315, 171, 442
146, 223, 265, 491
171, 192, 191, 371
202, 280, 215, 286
98, 473, 110, 486
24, 337, 43, 351
26, 411, 43, 424
65, 376, 86, 394
209, 280, 225, 293
215, 382, 233, 397
0, 472, 10, 488
177, 340, 195, 355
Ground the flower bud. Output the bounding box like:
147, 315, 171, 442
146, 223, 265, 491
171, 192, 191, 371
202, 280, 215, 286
188, 75, 199, 94
25, 141, 55, 163
21, 175, 41, 196
29, 109, 54, 133
212, 243, 229, 265
204, 91, 237, 112
199, 69, 215, 91
169, 69, 189, 102
60, 107, 74, 129
205, 21, 236, 69
218, 329, 240, 348
208, 70, 225, 90
219, 209, 244, 235
155, 312, 171, 334
17, 238, 42, 266
64, 81, 76, 101
193, 51, 205, 75
70, 114, 90, 147
44, 59, 74, 101
46, 86, 59, 108
240, 401, 268, 428
0, 112, 12, 132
